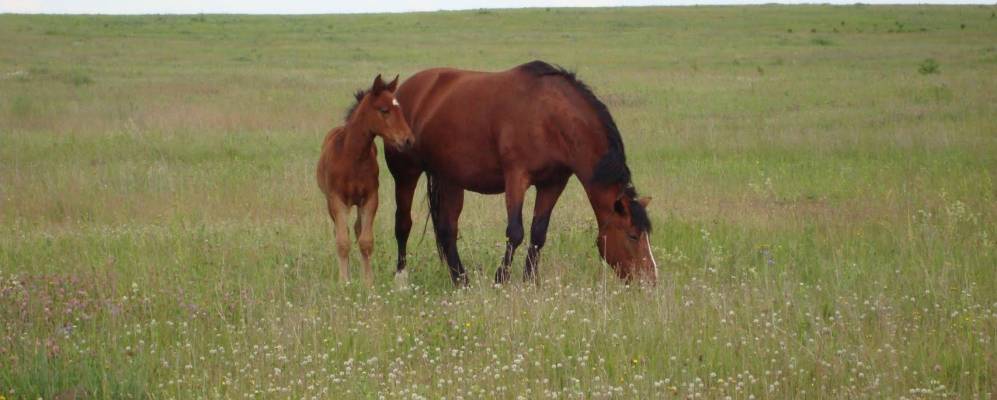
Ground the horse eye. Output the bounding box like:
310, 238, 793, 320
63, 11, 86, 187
627, 233, 639, 242
378, 107, 389, 114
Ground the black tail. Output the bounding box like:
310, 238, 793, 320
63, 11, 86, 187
426, 172, 447, 262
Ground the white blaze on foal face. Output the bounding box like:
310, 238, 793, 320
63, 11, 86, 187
392, 98, 400, 107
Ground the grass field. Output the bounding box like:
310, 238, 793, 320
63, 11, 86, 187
1, 5, 996, 399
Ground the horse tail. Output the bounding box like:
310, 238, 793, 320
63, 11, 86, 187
426, 171, 446, 262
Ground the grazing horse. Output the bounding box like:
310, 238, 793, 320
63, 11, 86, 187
386, 60, 657, 286
317, 74, 414, 286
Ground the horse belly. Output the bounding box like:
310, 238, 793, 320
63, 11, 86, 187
426, 145, 505, 194
461, 173, 505, 194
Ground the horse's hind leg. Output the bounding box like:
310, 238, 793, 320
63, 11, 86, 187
357, 193, 378, 287
496, 170, 530, 284
524, 177, 568, 284
327, 196, 351, 283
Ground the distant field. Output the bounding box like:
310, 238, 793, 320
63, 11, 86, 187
1, 5, 995, 398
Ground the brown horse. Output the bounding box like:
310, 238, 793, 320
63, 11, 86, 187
317, 74, 414, 286
386, 61, 657, 286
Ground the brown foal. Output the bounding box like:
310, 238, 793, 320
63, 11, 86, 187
317, 75, 414, 286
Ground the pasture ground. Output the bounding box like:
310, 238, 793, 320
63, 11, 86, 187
1, 5, 995, 399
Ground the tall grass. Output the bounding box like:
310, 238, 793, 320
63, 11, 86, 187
1, 5, 995, 398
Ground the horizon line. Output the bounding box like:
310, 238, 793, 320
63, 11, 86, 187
2, 2, 993, 16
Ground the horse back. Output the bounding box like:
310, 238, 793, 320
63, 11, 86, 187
394, 64, 599, 192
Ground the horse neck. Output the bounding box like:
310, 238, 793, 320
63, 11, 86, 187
580, 181, 621, 230
566, 124, 619, 229
339, 117, 376, 160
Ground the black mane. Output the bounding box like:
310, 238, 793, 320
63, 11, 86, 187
343, 89, 367, 121
519, 60, 650, 232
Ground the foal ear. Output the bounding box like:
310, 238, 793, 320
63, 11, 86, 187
372, 74, 385, 92
386, 75, 399, 92
637, 196, 652, 208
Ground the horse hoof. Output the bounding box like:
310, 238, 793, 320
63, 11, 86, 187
494, 268, 510, 285
453, 274, 470, 288
394, 270, 410, 291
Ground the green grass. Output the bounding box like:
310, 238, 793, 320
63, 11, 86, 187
1, 5, 995, 399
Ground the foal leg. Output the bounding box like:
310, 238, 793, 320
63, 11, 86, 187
327, 196, 351, 283
496, 171, 531, 284
357, 193, 378, 287
524, 177, 568, 284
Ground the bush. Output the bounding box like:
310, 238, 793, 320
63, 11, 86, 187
67, 70, 94, 86
811, 37, 832, 46
918, 58, 940, 74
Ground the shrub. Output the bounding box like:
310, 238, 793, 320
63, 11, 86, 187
67, 70, 93, 86
918, 58, 940, 74
811, 37, 832, 46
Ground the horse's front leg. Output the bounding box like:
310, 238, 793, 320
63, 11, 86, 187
432, 179, 468, 287
357, 192, 378, 287
386, 153, 421, 287
326, 196, 352, 283
496, 171, 530, 284
524, 177, 568, 284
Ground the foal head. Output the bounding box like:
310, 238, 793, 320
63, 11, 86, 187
596, 186, 657, 284
350, 74, 414, 150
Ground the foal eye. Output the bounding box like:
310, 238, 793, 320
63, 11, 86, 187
378, 107, 389, 114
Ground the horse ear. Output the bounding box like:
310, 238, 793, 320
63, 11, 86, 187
372, 74, 385, 92
387, 75, 399, 92
637, 196, 652, 208
613, 197, 627, 215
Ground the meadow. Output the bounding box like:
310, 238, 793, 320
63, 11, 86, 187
1, 5, 995, 398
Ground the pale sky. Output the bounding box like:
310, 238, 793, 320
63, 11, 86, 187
0, 0, 989, 14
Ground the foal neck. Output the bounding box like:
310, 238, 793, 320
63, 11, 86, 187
339, 118, 377, 160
